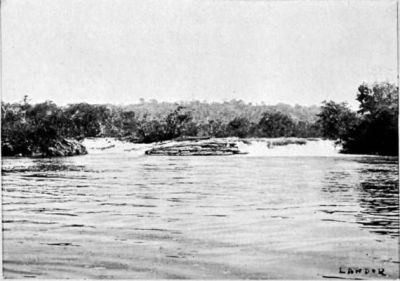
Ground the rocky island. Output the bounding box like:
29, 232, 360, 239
145, 139, 247, 156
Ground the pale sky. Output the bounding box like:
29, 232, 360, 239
1, 0, 398, 108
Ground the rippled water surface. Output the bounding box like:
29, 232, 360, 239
2, 149, 399, 279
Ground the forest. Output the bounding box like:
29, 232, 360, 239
1, 82, 398, 156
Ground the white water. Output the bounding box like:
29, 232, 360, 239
82, 138, 153, 156
236, 139, 341, 156
82, 138, 341, 157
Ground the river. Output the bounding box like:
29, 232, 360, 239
2, 139, 399, 279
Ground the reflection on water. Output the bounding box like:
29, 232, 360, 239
358, 181, 399, 237
322, 157, 399, 238
356, 158, 399, 238
2, 154, 399, 279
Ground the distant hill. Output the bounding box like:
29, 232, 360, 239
120, 100, 321, 124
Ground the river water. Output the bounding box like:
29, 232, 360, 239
2, 139, 399, 279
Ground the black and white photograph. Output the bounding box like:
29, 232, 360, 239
1, 0, 399, 279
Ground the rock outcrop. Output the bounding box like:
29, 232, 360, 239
2, 138, 87, 157
45, 139, 88, 157
145, 139, 247, 156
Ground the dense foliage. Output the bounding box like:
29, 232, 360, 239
2, 82, 398, 156
317, 82, 398, 156
1, 98, 323, 155
1, 97, 65, 156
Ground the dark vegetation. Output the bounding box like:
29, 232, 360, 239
317, 82, 398, 156
1, 82, 398, 156
1, 98, 323, 156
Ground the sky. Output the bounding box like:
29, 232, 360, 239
1, 0, 398, 108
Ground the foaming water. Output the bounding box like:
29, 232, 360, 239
82, 138, 152, 156
82, 137, 341, 157
2, 140, 399, 279
237, 138, 341, 156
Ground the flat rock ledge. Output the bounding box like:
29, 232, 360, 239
145, 140, 247, 156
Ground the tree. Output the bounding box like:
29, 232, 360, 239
292, 121, 322, 138
64, 103, 109, 138
25, 101, 66, 149
121, 110, 137, 136
257, 111, 295, 137
181, 121, 199, 137
317, 83, 398, 156
1, 99, 69, 156
2, 101, 33, 155
342, 82, 398, 155
316, 101, 358, 140
357, 82, 398, 116
165, 106, 193, 139
227, 117, 250, 138
136, 119, 167, 143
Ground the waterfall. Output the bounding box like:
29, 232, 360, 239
82, 137, 342, 157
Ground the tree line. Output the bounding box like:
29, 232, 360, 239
1, 98, 322, 154
1, 82, 398, 156
317, 82, 398, 156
